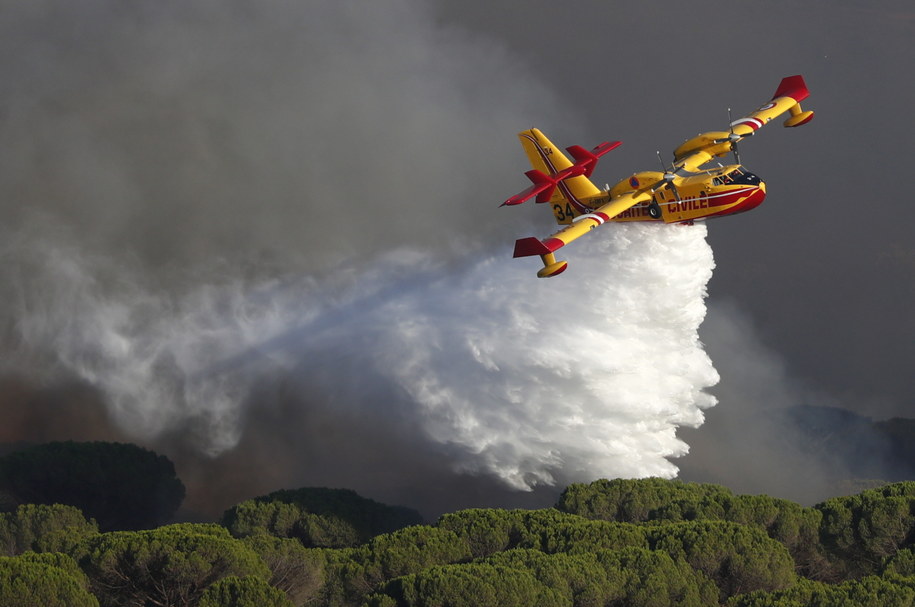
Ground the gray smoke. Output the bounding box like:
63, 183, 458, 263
0, 0, 565, 270
1, 0, 724, 515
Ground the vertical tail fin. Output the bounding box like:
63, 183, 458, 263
518, 129, 602, 224
772, 75, 814, 127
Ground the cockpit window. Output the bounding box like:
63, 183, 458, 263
721, 167, 760, 186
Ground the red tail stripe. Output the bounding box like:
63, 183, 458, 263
771, 75, 810, 103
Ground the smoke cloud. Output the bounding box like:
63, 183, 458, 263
0, 0, 564, 270
1, 0, 721, 515
678, 301, 904, 506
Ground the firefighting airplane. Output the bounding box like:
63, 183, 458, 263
502, 75, 814, 277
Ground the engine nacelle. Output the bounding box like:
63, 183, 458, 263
673, 131, 733, 162
608, 171, 664, 196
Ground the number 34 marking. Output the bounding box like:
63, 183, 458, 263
553, 203, 575, 221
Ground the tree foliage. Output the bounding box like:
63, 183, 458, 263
558, 478, 828, 578
243, 534, 326, 607
0, 503, 97, 556
371, 546, 719, 607
884, 547, 915, 577
728, 575, 915, 607
558, 478, 732, 523
198, 575, 294, 607
322, 525, 472, 606
375, 562, 565, 607
14, 551, 91, 589
79, 523, 270, 607
647, 521, 796, 601
437, 508, 648, 558
4, 466, 915, 607
487, 547, 719, 607
816, 481, 915, 578
0, 553, 99, 607
222, 487, 423, 548
0, 441, 185, 531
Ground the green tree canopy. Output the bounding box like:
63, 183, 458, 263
728, 575, 915, 607
79, 523, 270, 607
222, 487, 422, 548
0, 503, 97, 556
557, 478, 829, 578
198, 575, 294, 607
0, 553, 99, 607
321, 525, 472, 606
243, 534, 326, 607
13, 551, 91, 589
816, 481, 915, 577
436, 508, 648, 558
0, 441, 185, 531
375, 562, 566, 607
648, 521, 796, 602
557, 478, 732, 523
601, 547, 719, 607
883, 547, 915, 577
482, 548, 626, 606
483, 547, 719, 607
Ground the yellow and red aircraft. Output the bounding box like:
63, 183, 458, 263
503, 75, 814, 277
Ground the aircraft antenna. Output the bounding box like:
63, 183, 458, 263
728, 108, 742, 164
725, 107, 752, 165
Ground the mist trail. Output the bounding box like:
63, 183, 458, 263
1, 222, 719, 492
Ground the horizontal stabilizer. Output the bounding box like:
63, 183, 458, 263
513, 237, 553, 258
502, 165, 588, 206
502, 170, 555, 206
566, 141, 622, 177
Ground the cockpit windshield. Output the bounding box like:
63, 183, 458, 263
712, 166, 761, 187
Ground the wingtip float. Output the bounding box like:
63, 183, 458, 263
503, 75, 814, 277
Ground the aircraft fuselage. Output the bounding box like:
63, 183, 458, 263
580, 164, 766, 224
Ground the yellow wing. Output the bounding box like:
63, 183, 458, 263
672, 75, 814, 172
513, 191, 653, 277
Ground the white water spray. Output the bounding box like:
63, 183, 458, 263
2, 222, 718, 490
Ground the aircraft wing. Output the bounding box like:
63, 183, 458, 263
513, 191, 652, 277
673, 75, 814, 171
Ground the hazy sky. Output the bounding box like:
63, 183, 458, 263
1, 0, 912, 517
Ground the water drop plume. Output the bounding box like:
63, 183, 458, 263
2, 222, 719, 497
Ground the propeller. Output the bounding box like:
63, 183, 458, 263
655, 150, 681, 202
714, 108, 754, 164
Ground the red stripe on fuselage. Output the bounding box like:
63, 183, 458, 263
702, 186, 766, 218
659, 186, 765, 219
731, 117, 764, 131
543, 237, 565, 251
